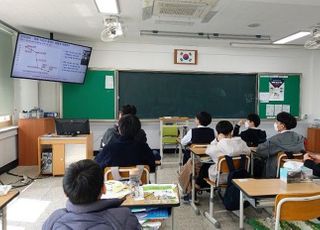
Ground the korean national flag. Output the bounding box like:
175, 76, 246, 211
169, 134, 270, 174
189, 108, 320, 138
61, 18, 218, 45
176, 50, 196, 64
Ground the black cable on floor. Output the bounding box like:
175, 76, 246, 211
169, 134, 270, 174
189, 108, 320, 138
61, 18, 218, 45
6, 171, 23, 177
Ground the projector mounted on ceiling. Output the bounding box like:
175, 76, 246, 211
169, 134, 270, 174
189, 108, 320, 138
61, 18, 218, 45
305, 25, 320, 49
142, 0, 219, 23
100, 16, 123, 42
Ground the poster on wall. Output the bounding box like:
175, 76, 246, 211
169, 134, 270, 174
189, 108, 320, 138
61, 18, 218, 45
269, 78, 285, 101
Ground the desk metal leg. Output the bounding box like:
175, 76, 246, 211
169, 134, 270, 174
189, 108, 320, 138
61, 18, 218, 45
155, 167, 158, 184
251, 152, 254, 176
171, 207, 174, 230
204, 185, 220, 228
178, 144, 182, 173
191, 153, 200, 215
239, 191, 244, 230
2, 207, 7, 230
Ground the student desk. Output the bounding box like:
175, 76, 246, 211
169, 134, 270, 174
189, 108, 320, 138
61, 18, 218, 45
189, 145, 209, 215
38, 134, 93, 176
121, 184, 180, 230
233, 178, 320, 229
0, 191, 19, 230
159, 117, 189, 166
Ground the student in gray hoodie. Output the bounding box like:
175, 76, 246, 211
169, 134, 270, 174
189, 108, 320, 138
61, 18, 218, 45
101, 105, 146, 148
256, 112, 305, 178
43, 159, 140, 230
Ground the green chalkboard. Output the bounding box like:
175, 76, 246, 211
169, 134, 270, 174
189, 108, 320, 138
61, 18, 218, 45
63, 69, 115, 119
119, 71, 257, 119
258, 74, 300, 119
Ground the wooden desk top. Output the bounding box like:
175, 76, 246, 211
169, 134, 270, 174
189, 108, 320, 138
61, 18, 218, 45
40, 133, 92, 140
0, 191, 19, 209
38, 134, 93, 145
189, 145, 208, 156
233, 179, 320, 197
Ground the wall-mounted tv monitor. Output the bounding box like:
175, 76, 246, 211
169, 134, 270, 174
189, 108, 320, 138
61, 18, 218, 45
11, 33, 92, 84
55, 119, 90, 136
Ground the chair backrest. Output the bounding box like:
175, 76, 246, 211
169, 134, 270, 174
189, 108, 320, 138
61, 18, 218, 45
104, 165, 150, 185
276, 152, 304, 177
162, 125, 179, 137
274, 192, 320, 230
216, 155, 250, 186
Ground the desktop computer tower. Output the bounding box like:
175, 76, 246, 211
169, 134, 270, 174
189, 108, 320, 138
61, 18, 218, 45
41, 150, 52, 174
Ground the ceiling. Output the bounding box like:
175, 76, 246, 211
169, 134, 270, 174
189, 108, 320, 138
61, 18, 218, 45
1, 0, 320, 46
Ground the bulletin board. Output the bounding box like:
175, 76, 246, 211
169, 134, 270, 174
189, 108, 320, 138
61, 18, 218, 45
258, 74, 300, 119
62, 69, 115, 119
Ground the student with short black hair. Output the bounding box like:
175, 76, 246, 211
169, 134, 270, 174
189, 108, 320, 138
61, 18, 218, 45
233, 113, 267, 147
101, 104, 147, 148
206, 120, 251, 183
181, 111, 215, 164
256, 112, 305, 178
43, 159, 140, 230
95, 114, 156, 172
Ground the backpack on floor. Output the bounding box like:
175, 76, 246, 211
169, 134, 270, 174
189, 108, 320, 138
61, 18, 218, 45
220, 154, 250, 211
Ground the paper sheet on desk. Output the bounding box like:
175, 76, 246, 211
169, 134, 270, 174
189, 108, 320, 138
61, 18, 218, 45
101, 189, 131, 199
142, 184, 179, 202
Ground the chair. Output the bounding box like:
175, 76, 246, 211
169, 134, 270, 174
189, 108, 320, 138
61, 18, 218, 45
161, 125, 179, 155
274, 192, 320, 230
204, 155, 250, 227
104, 165, 150, 185
276, 152, 304, 178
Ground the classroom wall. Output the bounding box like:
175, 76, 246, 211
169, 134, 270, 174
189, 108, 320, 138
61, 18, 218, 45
310, 51, 320, 120
17, 41, 319, 149
0, 30, 14, 116
89, 42, 314, 116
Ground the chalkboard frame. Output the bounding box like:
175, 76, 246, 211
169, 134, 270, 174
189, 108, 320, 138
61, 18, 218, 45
117, 70, 258, 119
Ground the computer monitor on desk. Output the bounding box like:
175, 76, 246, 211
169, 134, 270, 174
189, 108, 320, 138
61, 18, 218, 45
55, 119, 90, 136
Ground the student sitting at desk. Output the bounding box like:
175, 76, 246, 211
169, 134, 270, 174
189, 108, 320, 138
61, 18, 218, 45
255, 112, 305, 178
180, 111, 215, 164
206, 120, 251, 184
304, 152, 320, 177
95, 114, 156, 172
101, 104, 147, 147
233, 113, 267, 147
43, 159, 140, 230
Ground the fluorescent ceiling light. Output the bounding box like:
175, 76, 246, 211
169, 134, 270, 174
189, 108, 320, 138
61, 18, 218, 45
95, 0, 119, 14
230, 42, 303, 49
273, 31, 310, 44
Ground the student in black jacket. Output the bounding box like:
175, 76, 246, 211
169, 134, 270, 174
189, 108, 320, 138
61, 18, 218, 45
180, 111, 215, 164
233, 113, 267, 147
95, 114, 155, 172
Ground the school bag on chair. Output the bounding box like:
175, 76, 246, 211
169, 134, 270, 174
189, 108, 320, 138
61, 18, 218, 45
220, 154, 250, 211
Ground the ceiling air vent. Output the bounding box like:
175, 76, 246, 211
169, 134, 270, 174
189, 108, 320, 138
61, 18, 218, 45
143, 0, 219, 22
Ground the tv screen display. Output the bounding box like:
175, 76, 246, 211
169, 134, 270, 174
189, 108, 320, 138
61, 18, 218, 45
11, 33, 92, 84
